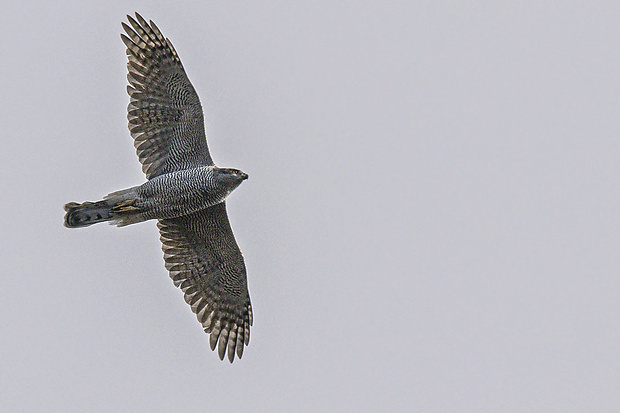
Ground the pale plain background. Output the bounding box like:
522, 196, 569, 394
1, 1, 620, 412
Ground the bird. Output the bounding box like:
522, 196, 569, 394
63, 13, 252, 363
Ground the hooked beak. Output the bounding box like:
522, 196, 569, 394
241, 172, 249, 180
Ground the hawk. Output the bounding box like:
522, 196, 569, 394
64, 13, 252, 363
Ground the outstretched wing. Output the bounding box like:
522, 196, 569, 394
157, 202, 253, 362
121, 13, 213, 179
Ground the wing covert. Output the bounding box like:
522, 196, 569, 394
157, 202, 252, 362
121, 13, 213, 179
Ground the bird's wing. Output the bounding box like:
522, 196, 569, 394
121, 13, 213, 179
157, 202, 252, 362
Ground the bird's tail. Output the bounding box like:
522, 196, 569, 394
64, 200, 115, 228
64, 188, 142, 228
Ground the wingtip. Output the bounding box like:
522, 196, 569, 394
209, 332, 218, 351
134, 12, 149, 28
120, 33, 132, 47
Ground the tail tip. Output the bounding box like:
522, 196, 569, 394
63, 202, 86, 228
64, 202, 80, 212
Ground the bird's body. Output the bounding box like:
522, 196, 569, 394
65, 166, 247, 227
64, 13, 252, 363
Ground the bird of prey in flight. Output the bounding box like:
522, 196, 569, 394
64, 13, 252, 363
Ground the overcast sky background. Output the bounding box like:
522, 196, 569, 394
2, 1, 620, 412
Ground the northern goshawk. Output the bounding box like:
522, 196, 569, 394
64, 13, 252, 363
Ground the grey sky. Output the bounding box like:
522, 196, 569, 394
2, 1, 620, 412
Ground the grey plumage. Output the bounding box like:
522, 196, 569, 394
64, 13, 252, 363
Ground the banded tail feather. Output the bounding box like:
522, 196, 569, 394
64, 200, 115, 228
64, 188, 142, 228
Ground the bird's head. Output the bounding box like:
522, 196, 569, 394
213, 166, 249, 191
